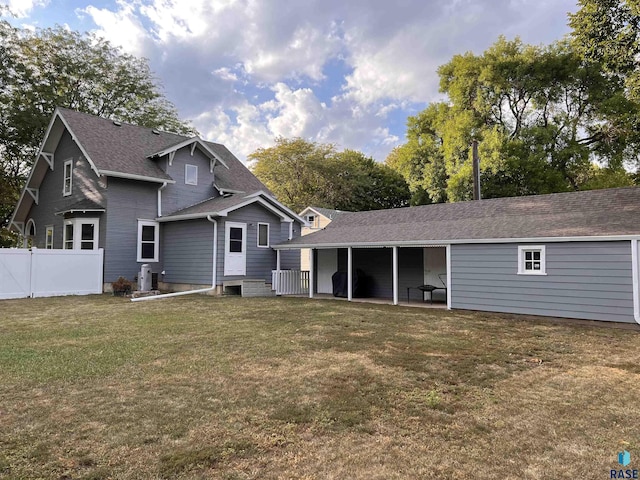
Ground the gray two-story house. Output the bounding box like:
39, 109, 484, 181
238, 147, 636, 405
9, 108, 303, 293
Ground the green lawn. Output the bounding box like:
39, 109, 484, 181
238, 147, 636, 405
0, 295, 639, 479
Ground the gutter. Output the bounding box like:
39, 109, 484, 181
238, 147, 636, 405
131, 216, 219, 302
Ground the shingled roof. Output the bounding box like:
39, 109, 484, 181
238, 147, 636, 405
57, 108, 269, 193
276, 186, 640, 248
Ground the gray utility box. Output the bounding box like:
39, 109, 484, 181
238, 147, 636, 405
139, 264, 153, 292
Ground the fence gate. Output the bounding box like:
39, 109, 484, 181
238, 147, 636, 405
0, 248, 104, 300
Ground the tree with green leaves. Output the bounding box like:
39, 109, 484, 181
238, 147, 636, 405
249, 137, 409, 212
0, 20, 195, 246
387, 36, 636, 204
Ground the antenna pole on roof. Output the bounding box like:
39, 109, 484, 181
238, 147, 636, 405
472, 140, 481, 201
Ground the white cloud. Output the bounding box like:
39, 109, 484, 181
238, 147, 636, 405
81, 1, 151, 56
4, 0, 49, 18
73, 0, 578, 163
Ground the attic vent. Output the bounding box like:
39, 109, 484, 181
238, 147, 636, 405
152, 129, 160, 135
112, 120, 122, 127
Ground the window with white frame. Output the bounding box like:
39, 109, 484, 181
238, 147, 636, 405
137, 220, 159, 262
185, 164, 198, 185
63, 218, 99, 250
63, 159, 73, 196
518, 245, 546, 275
45, 226, 54, 249
305, 214, 318, 228
257, 223, 269, 248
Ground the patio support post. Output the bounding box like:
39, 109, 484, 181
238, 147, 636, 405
276, 249, 281, 295
347, 247, 353, 301
309, 248, 314, 298
392, 246, 398, 305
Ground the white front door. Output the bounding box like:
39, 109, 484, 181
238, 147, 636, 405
224, 222, 246, 276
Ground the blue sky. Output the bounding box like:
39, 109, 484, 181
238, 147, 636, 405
6, 0, 579, 162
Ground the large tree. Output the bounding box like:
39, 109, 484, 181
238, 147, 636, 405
0, 20, 195, 246
387, 36, 636, 204
249, 137, 409, 212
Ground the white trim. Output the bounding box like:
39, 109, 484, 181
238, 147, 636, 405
272, 234, 640, 250
245, 191, 306, 223
56, 110, 101, 177
25, 218, 36, 237
41, 152, 54, 170
257, 222, 270, 248
309, 248, 314, 298
207, 216, 218, 288
392, 246, 398, 305
55, 208, 105, 216
446, 244, 452, 310
217, 196, 294, 221
99, 170, 175, 184
26, 188, 39, 204
185, 164, 198, 185
224, 221, 247, 276
137, 220, 159, 262
157, 182, 168, 217
63, 217, 100, 250
517, 245, 547, 275
63, 159, 73, 196
632, 240, 640, 324
347, 246, 353, 302
149, 137, 229, 169
45, 225, 54, 249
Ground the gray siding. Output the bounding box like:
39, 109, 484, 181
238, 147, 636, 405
25, 130, 106, 249
163, 220, 214, 285
103, 178, 160, 283
216, 203, 301, 283
160, 147, 218, 215
279, 222, 301, 270
451, 241, 634, 323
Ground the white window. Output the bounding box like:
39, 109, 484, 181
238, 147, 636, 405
257, 223, 269, 248
63, 218, 99, 250
45, 226, 54, 249
137, 220, 159, 262
518, 245, 546, 275
306, 214, 317, 228
63, 159, 73, 196
185, 164, 198, 185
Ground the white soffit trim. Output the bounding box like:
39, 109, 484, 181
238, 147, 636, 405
150, 137, 229, 169
246, 191, 305, 223
217, 196, 294, 221
99, 170, 175, 184
56, 110, 101, 177
271, 235, 640, 249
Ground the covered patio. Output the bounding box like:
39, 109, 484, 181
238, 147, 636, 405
274, 245, 451, 308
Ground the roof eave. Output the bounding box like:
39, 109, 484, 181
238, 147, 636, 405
272, 234, 640, 249
99, 170, 175, 184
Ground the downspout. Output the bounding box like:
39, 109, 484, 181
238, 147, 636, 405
157, 182, 168, 217
131, 215, 219, 302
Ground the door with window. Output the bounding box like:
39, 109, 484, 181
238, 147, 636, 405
224, 222, 246, 276
63, 218, 99, 250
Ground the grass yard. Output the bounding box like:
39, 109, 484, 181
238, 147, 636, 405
0, 296, 639, 479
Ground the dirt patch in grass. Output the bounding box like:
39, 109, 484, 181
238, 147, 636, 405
0, 295, 639, 478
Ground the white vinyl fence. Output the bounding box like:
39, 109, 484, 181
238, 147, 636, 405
272, 270, 310, 295
0, 248, 104, 299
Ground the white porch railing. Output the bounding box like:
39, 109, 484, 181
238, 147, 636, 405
272, 270, 310, 295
